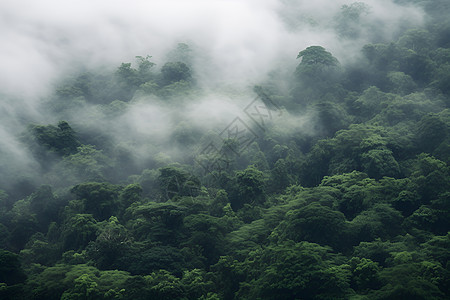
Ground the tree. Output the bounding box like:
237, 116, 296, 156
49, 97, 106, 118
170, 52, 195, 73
145, 270, 184, 300
61, 214, 98, 251
349, 204, 403, 242
277, 202, 347, 249
125, 202, 185, 244
432, 64, 450, 95
231, 166, 266, 210
421, 233, 450, 267
211, 256, 246, 299
20, 233, 59, 266
297, 46, 340, 68
313, 101, 351, 136
118, 183, 142, 212
115, 56, 156, 101
400, 50, 435, 84
293, 46, 342, 103
352, 86, 392, 120
28, 185, 61, 229
349, 257, 381, 291
71, 182, 122, 221
166, 43, 193, 66
353, 239, 407, 267
387, 71, 417, 95
27, 264, 72, 300
180, 269, 215, 299
86, 216, 131, 270
392, 190, 420, 216
301, 124, 394, 186
160, 62, 192, 85
0, 249, 26, 285
62, 145, 113, 182
416, 113, 448, 153
117, 243, 186, 276
405, 205, 448, 235
24, 121, 80, 163
410, 154, 450, 204
370, 262, 445, 299
55, 73, 93, 100
7, 203, 40, 251
335, 2, 371, 39
239, 242, 351, 299
338, 183, 371, 220
269, 159, 292, 193
158, 165, 200, 201
60, 273, 102, 300
360, 148, 400, 179
398, 29, 432, 54
183, 214, 227, 265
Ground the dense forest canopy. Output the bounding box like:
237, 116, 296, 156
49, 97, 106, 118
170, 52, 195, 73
0, 0, 449, 299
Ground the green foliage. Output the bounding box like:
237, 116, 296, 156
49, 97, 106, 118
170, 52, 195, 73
313, 101, 351, 136
0, 249, 26, 285
349, 257, 381, 290
349, 204, 403, 243
353, 239, 408, 267
231, 165, 267, 210
71, 182, 122, 221
27, 264, 132, 300
115, 56, 156, 101
20, 233, 60, 266
238, 241, 351, 299
3, 8, 450, 300
387, 71, 417, 95
352, 86, 392, 120
416, 113, 448, 153
269, 158, 293, 192
62, 145, 113, 182
24, 121, 80, 163
297, 46, 339, 68
158, 165, 200, 201
61, 214, 98, 251
86, 216, 131, 270
301, 124, 404, 185
160, 62, 192, 85
371, 262, 445, 299
60, 273, 102, 300
118, 183, 142, 210
125, 202, 185, 244
276, 202, 347, 250
294, 46, 342, 100
360, 148, 400, 179
183, 213, 228, 265
335, 2, 371, 39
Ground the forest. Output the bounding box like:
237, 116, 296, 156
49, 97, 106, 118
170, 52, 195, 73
0, 0, 449, 299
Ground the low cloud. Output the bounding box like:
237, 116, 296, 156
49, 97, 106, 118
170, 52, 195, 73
0, 0, 426, 190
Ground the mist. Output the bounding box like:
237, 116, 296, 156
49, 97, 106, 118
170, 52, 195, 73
0, 0, 426, 192
0, 0, 424, 94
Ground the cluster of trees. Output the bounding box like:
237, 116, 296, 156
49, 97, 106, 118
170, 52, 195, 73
1, 1, 449, 299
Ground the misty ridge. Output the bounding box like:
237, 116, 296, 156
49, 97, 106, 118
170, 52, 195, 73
0, 0, 426, 193
0, 0, 450, 299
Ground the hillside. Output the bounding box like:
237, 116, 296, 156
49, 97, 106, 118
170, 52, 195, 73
0, 0, 449, 299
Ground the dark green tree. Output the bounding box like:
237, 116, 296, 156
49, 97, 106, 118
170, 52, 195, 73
61, 214, 98, 251
0, 249, 26, 285
158, 166, 200, 201
160, 62, 192, 85
277, 202, 347, 249
71, 182, 121, 221
231, 166, 266, 210
239, 242, 351, 299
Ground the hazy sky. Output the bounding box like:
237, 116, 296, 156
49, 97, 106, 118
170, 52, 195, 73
0, 0, 424, 99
